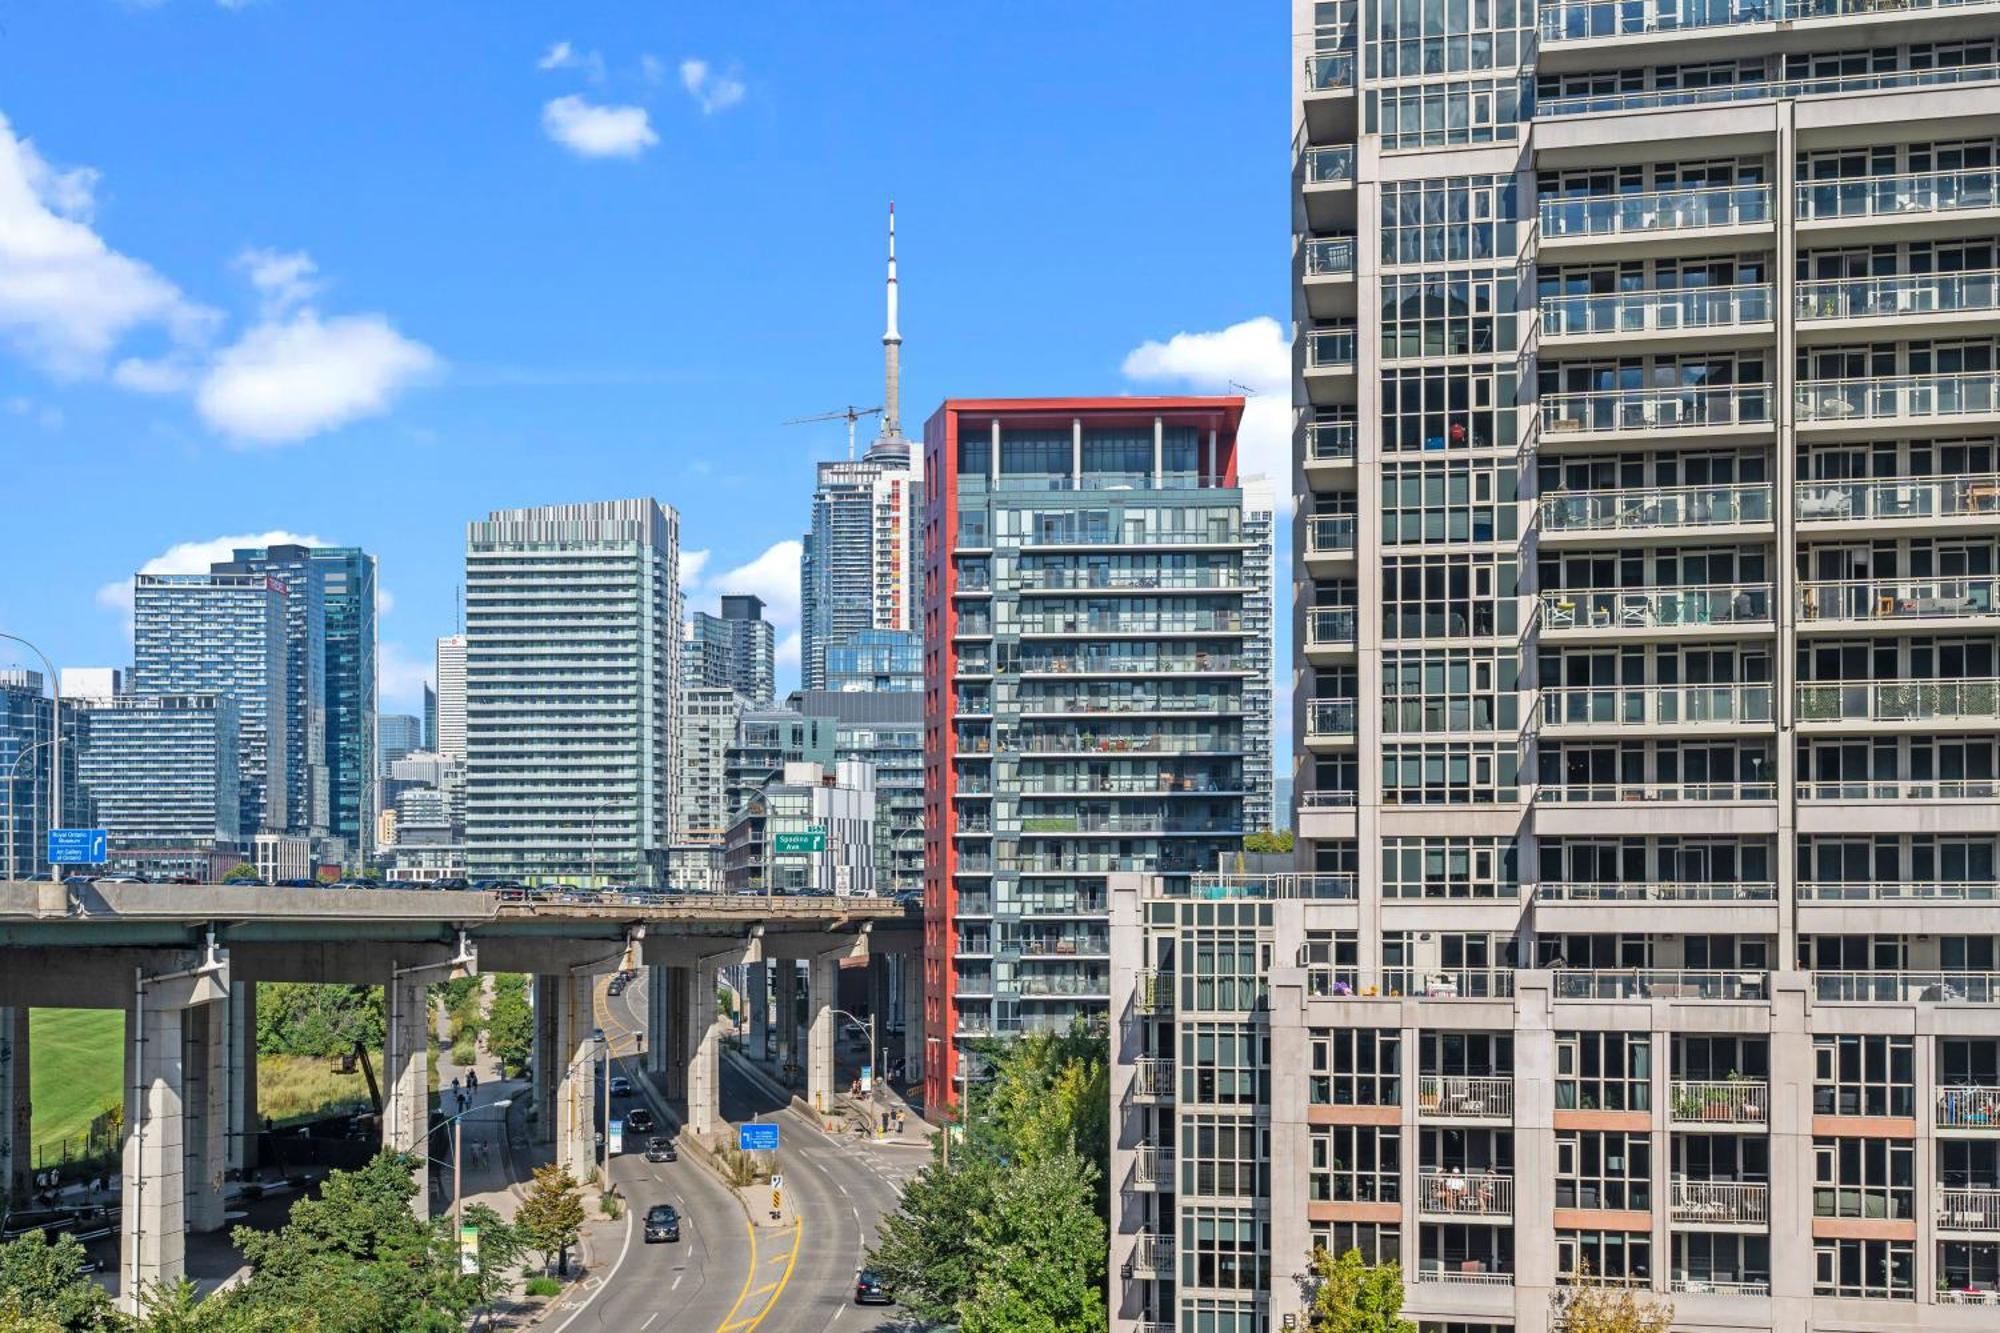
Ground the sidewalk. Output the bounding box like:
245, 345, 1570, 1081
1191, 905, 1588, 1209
728, 1042, 931, 1150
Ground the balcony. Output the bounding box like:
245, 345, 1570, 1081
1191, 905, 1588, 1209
1303, 144, 1355, 186
1670, 1080, 1769, 1126
1799, 270, 2000, 330
1811, 970, 2000, 1002
1304, 51, 1356, 92
1305, 326, 1358, 405
1419, 1172, 1514, 1218
1017, 611, 1246, 637
1306, 513, 1357, 563
1136, 968, 1172, 1015
1670, 1277, 1771, 1297
1131, 1146, 1175, 1191
1131, 1057, 1174, 1102
1544, 0, 2000, 43
1798, 374, 2000, 427
1304, 417, 1357, 471
1126, 1231, 1173, 1279
1539, 881, 1776, 903
1552, 969, 1768, 1000
1304, 236, 1356, 278
1418, 1076, 1514, 1120
1015, 934, 1109, 957
1798, 167, 2000, 225
1798, 678, 2000, 728
1672, 1179, 1770, 1226
1306, 607, 1358, 659
1414, 1265, 1514, 1286
1539, 186, 1772, 249
1799, 778, 2000, 804
1798, 577, 1998, 629
1801, 880, 2000, 903
1538, 683, 1774, 732
1536, 779, 1775, 805
1797, 474, 2000, 530
1306, 697, 1357, 747
1937, 1189, 2000, 1231
1539, 385, 1772, 441
1937, 1086, 2000, 1129
1538, 61, 2000, 120
1541, 585, 1774, 639
1540, 284, 1772, 344
1538, 483, 1772, 542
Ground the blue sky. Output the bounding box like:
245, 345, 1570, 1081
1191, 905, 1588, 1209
0, 0, 1291, 721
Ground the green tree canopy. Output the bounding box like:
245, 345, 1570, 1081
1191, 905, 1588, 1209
0, 1230, 114, 1331
253, 982, 384, 1058
514, 1163, 586, 1275
957, 1149, 1108, 1333
221, 863, 262, 883
1303, 1247, 1416, 1333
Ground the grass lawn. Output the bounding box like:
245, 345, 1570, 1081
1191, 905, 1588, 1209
28, 1008, 123, 1167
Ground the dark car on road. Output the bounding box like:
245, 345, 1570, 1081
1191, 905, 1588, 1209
855, 1269, 892, 1305
643, 1136, 678, 1163
643, 1204, 680, 1243
624, 1108, 655, 1135
608, 1075, 632, 1097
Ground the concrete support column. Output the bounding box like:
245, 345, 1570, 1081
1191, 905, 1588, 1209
181, 1000, 227, 1235
774, 960, 797, 1074
1509, 974, 1556, 1333
645, 964, 670, 1080
531, 975, 560, 1145
381, 966, 430, 1215
808, 952, 839, 1113
868, 955, 892, 1060
2, 1006, 29, 1210
900, 955, 923, 1081
224, 983, 258, 1175
122, 991, 188, 1313
747, 961, 769, 1060
660, 967, 688, 1104
682, 963, 721, 1138
555, 974, 601, 1184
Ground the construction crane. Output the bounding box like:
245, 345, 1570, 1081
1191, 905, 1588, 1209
785, 405, 883, 460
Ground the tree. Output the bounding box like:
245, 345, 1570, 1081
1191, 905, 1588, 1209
1302, 1247, 1415, 1333
865, 1157, 996, 1323
222, 863, 262, 883
0, 1230, 114, 1331
254, 982, 384, 1058
1551, 1267, 1675, 1333
956, 1149, 1108, 1333
485, 975, 533, 1077
515, 1163, 586, 1276
446, 1202, 524, 1316
1245, 830, 1295, 854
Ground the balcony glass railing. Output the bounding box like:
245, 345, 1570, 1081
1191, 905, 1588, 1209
1540, 483, 1772, 533
1539, 881, 1776, 902
1670, 1080, 1769, 1124
1305, 236, 1357, 276
1538, 61, 2000, 119
1418, 1076, 1515, 1119
1937, 1085, 2000, 1128
1798, 373, 2000, 423
1797, 678, 2000, 723
1553, 969, 1769, 999
1308, 697, 1357, 736
1184, 872, 1359, 900
1306, 51, 1357, 91
1797, 473, 2000, 523
1672, 1179, 1769, 1224
1307, 327, 1358, 369
1308, 513, 1358, 555
1813, 970, 2000, 1001
1540, 384, 1772, 434
1132, 1146, 1175, 1188
1798, 269, 2000, 322
1303, 145, 1355, 184
1798, 577, 1998, 623
1021, 694, 1240, 717
1020, 568, 1246, 592
1541, 584, 1774, 631
1540, 778, 1776, 803
1308, 607, 1358, 648
1419, 1172, 1514, 1216
1541, 284, 1771, 336
1671, 1277, 1771, 1296
1798, 167, 2000, 221
1539, 186, 1771, 238
1017, 611, 1245, 635
1544, 0, 1999, 40
1538, 683, 1774, 727
1306, 417, 1357, 462
1801, 778, 1999, 801
1019, 652, 1254, 675
1801, 880, 2000, 902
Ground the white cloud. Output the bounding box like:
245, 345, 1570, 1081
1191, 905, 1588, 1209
678, 59, 745, 114
379, 640, 433, 710
541, 95, 658, 159
1122, 315, 1289, 483
95, 528, 331, 616
640, 54, 667, 86
235, 247, 320, 315
678, 548, 711, 589
6, 394, 62, 430
376, 586, 396, 616
775, 630, 801, 670
0, 112, 217, 378
537, 40, 605, 81
704, 539, 802, 625
196, 308, 438, 445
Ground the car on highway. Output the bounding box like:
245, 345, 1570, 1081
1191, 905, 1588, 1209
624, 1108, 655, 1135
606, 977, 627, 998
643, 1136, 678, 1163
855, 1269, 892, 1305
642, 1204, 680, 1243
608, 1075, 632, 1097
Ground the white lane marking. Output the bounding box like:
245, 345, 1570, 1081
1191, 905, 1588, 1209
833, 1181, 849, 1197
641, 1314, 658, 1329
545, 1201, 634, 1333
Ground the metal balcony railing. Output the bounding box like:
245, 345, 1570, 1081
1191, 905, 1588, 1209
1798, 374, 2000, 423
1132, 1146, 1175, 1189
1546, 0, 2000, 40
1307, 697, 1357, 737
1540, 384, 1772, 434
1553, 969, 1768, 1000
1306, 417, 1357, 462
1672, 1179, 1770, 1224
1937, 1086, 2000, 1129
1538, 60, 2000, 119
1538, 683, 1774, 728
1812, 971, 2000, 1002
1670, 1080, 1769, 1125
1798, 167, 2000, 221
1305, 236, 1356, 276
1307, 326, 1358, 369
1131, 1058, 1174, 1099
1671, 1277, 1771, 1296
1796, 473, 2000, 523
1419, 1172, 1514, 1217
1308, 513, 1358, 555
1304, 145, 1355, 184
1415, 1265, 1514, 1285
1541, 284, 1771, 337
1799, 269, 2000, 322
1542, 583, 1773, 631
1799, 779, 2000, 802
1799, 577, 1998, 624
1539, 483, 1772, 534
1540, 186, 1771, 238
1136, 968, 1171, 1015
1797, 678, 2000, 724
1802, 880, 2000, 902
1308, 607, 1358, 648
1418, 1076, 1514, 1119
1536, 780, 1776, 804
1937, 1189, 2000, 1231
1539, 881, 1777, 902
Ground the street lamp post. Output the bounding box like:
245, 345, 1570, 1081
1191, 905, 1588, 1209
827, 1006, 880, 1134
0, 635, 60, 878
5, 739, 52, 881
442, 1097, 513, 1241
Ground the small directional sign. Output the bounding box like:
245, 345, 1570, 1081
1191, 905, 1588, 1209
739, 1122, 780, 1152
47, 829, 107, 865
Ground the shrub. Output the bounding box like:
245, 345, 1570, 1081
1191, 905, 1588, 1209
523, 1276, 563, 1298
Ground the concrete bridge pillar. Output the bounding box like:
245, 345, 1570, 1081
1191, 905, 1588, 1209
2, 1006, 29, 1210
381, 965, 431, 1215
554, 973, 601, 1184
900, 954, 924, 1082
224, 983, 258, 1175
868, 955, 892, 1075
681, 963, 722, 1138
774, 960, 797, 1075
182, 999, 227, 1235
644, 964, 670, 1082
661, 966, 689, 1105
746, 961, 768, 1060
531, 975, 560, 1145
808, 951, 841, 1114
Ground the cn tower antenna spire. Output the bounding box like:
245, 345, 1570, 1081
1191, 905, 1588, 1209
882, 201, 902, 442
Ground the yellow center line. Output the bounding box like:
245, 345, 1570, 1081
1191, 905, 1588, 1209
714, 1208, 762, 1333
729, 1217, 802, 1333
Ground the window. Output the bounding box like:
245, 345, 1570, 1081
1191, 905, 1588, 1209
1559, 1231, 1651, 1286
1180, 1114, 1266, 1199
1557, 1033, 1652, 1111
1180, 926, 1269, 1013
1814, 1137, 1915, 1219
1181, 1023, 1266, 1106
1382, 552, 1519, 640
1311, 1125, 1403, 1203
1311, 1028, 1403, 1106
1382, 648, 1519, 731
1381, 460, 1519, 548
1381, 270, 1520, 359
1382, 365, 1519, 454
1556, 1131, 1652, 1210
1303, 930, 1360, 994
1673, 1232, 1769, 1292
1382, 741, 1521, 805
1367, 5, 1533, 82
1814, 1238, 1914, 1300
1421, 1031, 1513, 1077
1814, 1034, 1914, 1116
1368, 78, 1527, 150
1382, 836, 1520, 898
1180, 1207, 1265, 1291
1311, 1224, 1401, 1267
1941, 1241, 2000, 1295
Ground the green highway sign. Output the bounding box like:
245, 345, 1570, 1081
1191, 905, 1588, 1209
773, 827, 827, 854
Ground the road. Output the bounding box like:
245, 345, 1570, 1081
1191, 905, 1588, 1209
566, 969, 927, 1333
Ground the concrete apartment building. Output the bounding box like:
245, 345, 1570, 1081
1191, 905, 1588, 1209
922, 396, 1264, 1109
1101, 4, 2000, 1331
683, 594, 777, 705
669, 685, 747, 892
